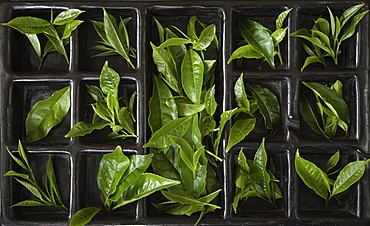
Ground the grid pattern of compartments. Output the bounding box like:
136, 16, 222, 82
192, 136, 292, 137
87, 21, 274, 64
0, 1, 369, 225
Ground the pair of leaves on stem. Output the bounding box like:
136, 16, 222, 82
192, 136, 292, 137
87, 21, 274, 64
2, 9, 84, 69
26, 86, 71, 143
4, 141, 68, 211
300, 80, 349, 139
228, 8, 292, 69
215, 74, 281, 153
69, 146, 179, 226
233, 138, 282, 213
91, 8, 136, 69
65, 61, 137, 140
295, 150, 370, 207
290, 4, 368, 70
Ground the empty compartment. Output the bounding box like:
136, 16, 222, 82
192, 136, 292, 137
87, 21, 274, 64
298, 74, 358, 141
230, 146, 290, 220
230, 5, 291, 71
6, 6, 72, 73
75, 77, 138, 146
3, 151, 71, 223
78, 6, 139, 72
9, 80, 72, 145
295, 147, 362, 220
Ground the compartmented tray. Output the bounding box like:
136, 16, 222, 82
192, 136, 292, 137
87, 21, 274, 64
0, 0, 369, 225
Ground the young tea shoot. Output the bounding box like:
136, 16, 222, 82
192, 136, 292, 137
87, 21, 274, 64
4, 141, 68, 211
26, 86, 71, 143
290, 4, 368, 70
2, 9, 84, 70
295, 150, 370, 207
300, 80, 349, 139
90, 8, 136, 69
69, 146, 179, 226
65, 61, 137, 140
233, 138, 283, 213
228, 8, 292, 69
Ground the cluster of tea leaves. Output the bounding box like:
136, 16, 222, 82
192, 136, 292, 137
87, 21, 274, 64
69, 146, 179, 226
91, 8, 136, 69
2, 9, 84, 69
233, 138, 282, 213
300, 80, 349, 139
291, 3, 368, 70
228, 8, 291, 69
4, 141, 68, 211
66, 61, 137, 140
296, 150, 370, 207
144, 16, 222, 224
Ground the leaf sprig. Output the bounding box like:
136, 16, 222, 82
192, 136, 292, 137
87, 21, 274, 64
91, 8, 136, 69
69, 146, 179, 226
65, 61, 137, 140
2, 9, 84, 70
228, 8, 292, 69
233, 138, 283, 213
295, 150, 370, 207
300, 80, 349, 139
4, 141, 68, 211
215, 73, 281, 153
290, 4, 368, 70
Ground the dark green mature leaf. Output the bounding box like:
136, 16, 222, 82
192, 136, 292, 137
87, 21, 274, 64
53, 9, 84, 25
144, 116, 192, 148
26, 86, 70, 142
113, 173, 180, 210
295, 150, 329, 200
65, 122, 109, 137
247, 83, 281, 135
100, 61, 120, 95
2, 17, 51, 34
97, 146, 129, 202
181, 49, 204, 104
148, 75, 178, 132
193, 24, 216, 51
302, 81, 349, 124
332, 159, 370, 196
238, 18, 275, 68
234, 74, 249, 110
226, 118, 256, 152
228, 45, 263, 63
69, 207, 101, 226
299, 94, 329, 138
253, 138, 271, 199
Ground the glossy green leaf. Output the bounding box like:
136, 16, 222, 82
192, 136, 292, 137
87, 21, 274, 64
53, 9, 84, 25
143, 116, 192, 148
113, 173, 180, 210
276, 8, 292, 30
325, 151, 340, 173
4, 171, 29, 180
295, 150, 329, 200
62, 20, 83, 39
340, 11, 368, 43
2, 17, 51, 34
99, 61, 120, 95
46, 155, 63, 205
332, 159, 370, 196
6, 148, 27, 171
228, 45, 263, 64
234, 74, 249, 110
301, 55, 325, 72
14, 178, 43, 200
302, 81, 349, 124
253, 138, 271, 199
187, 16, 198, 41
314, 18, 330, 37
247, 83, 281, 135
117, 107, 135, 135
44, 31, 69, 63
161, 190, 219, 209
97, 146, 129, 202
181, 49, 204, 104
175, 98, 205, 117
148, 75, 178, 133
238, 18, 275, 68
339, 3, 364, 26
299, 94, 329, 138
154, 17, 165, 43
165, 28, 187, 74
86, 84, 104, 102
25, 34, 41, 58
271, 27, 288, 46
69, 207, 101, 226
169, 135, 195, 172
204, 85, 217, 116
193, 24, 216, 51
183, 114, 202, 149
226, 118, 256, 152
65, 121, 109, 137
26, 86, 70, 142
331, 80, 343, 98
157, 38, 192, 49
11, 199, 47, 207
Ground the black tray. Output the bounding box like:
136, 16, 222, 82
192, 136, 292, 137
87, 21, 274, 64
0, 1, 369, 225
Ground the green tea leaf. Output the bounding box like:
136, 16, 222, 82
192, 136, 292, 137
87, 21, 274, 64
234, 74, 249, 110
53, 9, 84, 25
14, 178, 43, 200
339, 3, 364, 26
325, 151, 340, 173
69, 207, 101, 226
2, 17, 51, 34
340, 10, 368, 43
187, 16, 198, 41
99, 61, 120, 95
332, 160, 370, 196
204, 85, 217, 116
11, 200, 47, 207
175, 98, 205, 117
25, 34, 41, 58
65, 122, 109, 137
44, 30, 69, 63
276, 8, 292, 30
157, 38, 192, 49
62, 20, 83, 39
271, 27, 288, 46
226, 118, 256, 152
181, 49, 204, 104
26, 86, 70, 142
253, 138, 271, 199
238, 18, 275, 68
228, 45, 263, 63
193, 24, 216, 51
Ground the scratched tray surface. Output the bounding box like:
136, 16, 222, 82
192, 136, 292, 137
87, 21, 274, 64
0, 1, 369, 225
